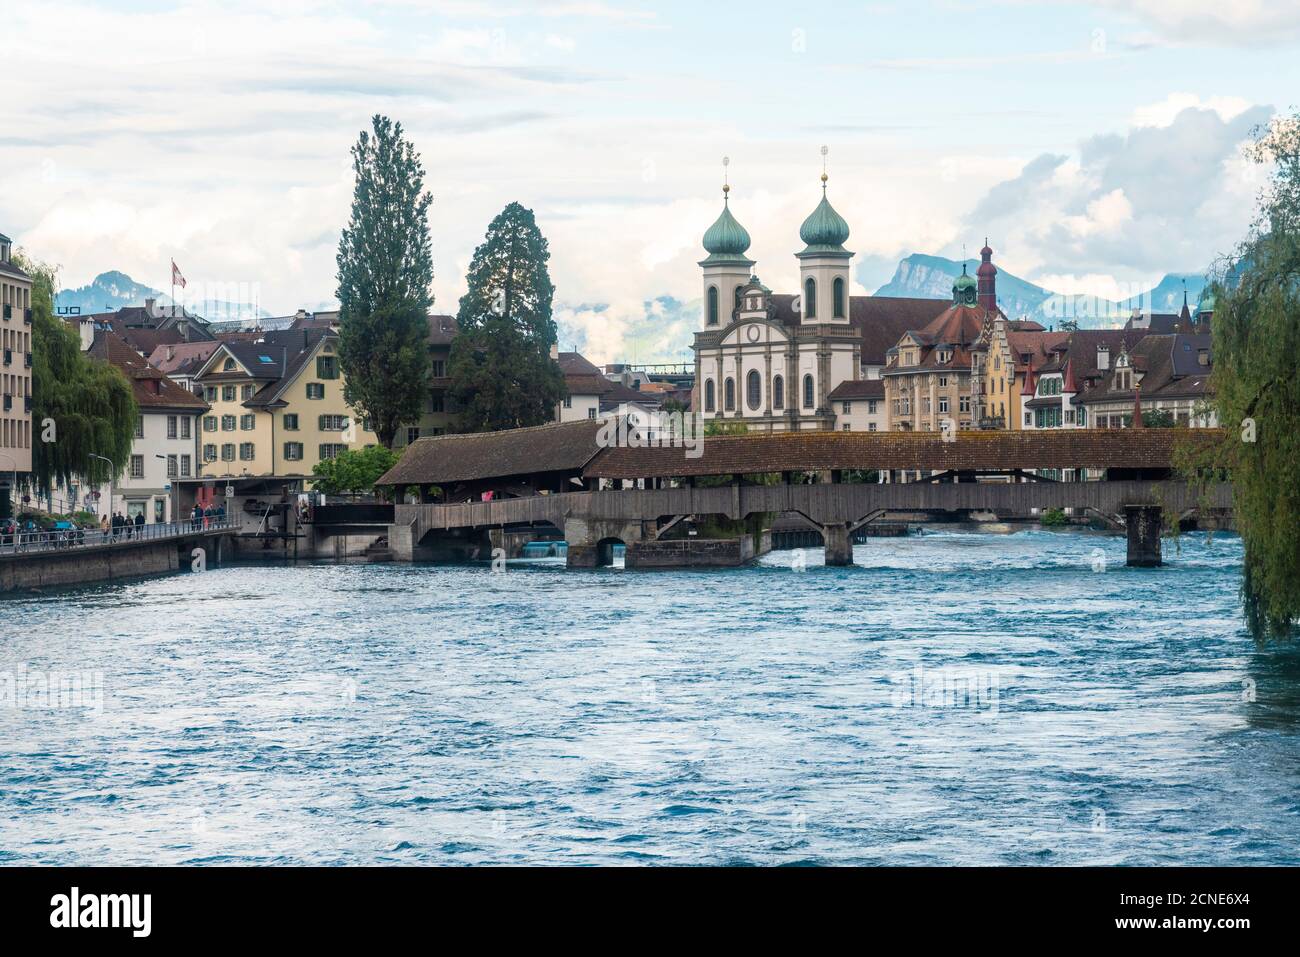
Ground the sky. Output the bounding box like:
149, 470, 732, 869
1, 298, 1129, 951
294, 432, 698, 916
3, 0, 1299, 362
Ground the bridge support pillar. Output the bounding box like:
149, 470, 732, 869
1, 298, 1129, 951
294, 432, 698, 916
1125, 505, 1162, 567
823, 523, 853, 567
565, 518, 643, 569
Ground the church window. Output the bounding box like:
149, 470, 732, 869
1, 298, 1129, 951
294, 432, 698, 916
704, 379, 715, 412
724, 377, 735, 411
802, 374, 814, 409
833, 277, 845, 318
773, 375, 784, 410
707, 286, 719, 325
746, 370, 761, 410
804, 278, 816, 319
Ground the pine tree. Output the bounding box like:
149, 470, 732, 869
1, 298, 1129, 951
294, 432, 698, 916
448, 202, 565, 431
18, 254, 136, 501
336, 115, 433, 448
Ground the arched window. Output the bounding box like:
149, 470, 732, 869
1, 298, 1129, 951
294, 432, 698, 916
804, 278, 816, 319
704, 379, 715, 412
724, 377, 736, 411
746, 369, 761, 410
833, 277, 845, 318
707, 286, 719, 325
803, 374, 815, 409
773, 375, 784, 410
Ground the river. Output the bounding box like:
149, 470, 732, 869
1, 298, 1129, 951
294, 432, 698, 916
2, 527, 1298, 865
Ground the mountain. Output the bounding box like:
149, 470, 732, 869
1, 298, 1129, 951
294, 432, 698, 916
873, 254, 1208, 329
55, 270, 269, 321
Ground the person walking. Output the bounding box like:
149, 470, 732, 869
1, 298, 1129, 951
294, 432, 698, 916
191, 503, 203, 531
134, 512, 145, 537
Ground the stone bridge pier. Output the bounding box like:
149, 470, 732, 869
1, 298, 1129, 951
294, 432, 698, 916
1125, 505, 1163, 567
821, 522, 854, 566
564, 517, 649, 568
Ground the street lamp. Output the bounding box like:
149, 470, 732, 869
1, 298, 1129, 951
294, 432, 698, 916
88, 454, 114, 524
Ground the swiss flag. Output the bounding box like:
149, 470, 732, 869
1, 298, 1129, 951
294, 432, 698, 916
171, 259, 187, 289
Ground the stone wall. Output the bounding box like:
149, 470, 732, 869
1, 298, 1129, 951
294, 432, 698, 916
0, 542, 181, 592
625, 532, 771, 569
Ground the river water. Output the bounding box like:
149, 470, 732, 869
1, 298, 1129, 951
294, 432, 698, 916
2, 527, 1298, 865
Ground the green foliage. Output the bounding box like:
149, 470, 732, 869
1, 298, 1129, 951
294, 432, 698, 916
310, 444, 400, 496
704, 419, 749, 436
1120, 409, 1176, 428
17, 254, 137, 499
1040, 507, 1068, 527
448, 202, 565, 431
1203, 112, 1300, 639
336, 115, 433, 448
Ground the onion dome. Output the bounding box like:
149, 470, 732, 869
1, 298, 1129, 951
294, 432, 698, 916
952, 263, 978, 304
1196, 292, 1216, 316
797, 187, 851, 258
700, 187, 754, 266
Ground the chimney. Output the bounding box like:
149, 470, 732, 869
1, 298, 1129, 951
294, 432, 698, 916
549, 343, 559, 361
145, 297, 156, 315
1198, 348, 1210, 367
1097, 345, 1110, 371
166, 345, 175, 361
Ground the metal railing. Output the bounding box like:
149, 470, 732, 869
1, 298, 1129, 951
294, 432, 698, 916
0, 519, 237, 556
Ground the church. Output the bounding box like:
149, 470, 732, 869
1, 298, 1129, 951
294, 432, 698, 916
691, 167, 953, 432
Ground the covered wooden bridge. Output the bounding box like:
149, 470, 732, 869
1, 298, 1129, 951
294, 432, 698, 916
376, 421, 1232, 568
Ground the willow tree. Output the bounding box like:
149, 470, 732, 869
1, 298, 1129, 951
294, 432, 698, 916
1205, 113, 1300, 640
448, 202, 564, 431
336, 114, 433, 448
18, 254, 136, 501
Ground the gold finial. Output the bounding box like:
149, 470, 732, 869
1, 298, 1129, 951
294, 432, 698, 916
820, 144, 829, 189
722, 155, 731, 201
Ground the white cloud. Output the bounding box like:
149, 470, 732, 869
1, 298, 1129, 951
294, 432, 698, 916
1093, 0, 1300, 45
1130, 93, 1254, 128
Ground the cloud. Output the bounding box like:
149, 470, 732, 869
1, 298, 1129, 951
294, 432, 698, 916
1130, 93, 1254, 128
964, 102, 1274, 296
1092, 0, 1300, 45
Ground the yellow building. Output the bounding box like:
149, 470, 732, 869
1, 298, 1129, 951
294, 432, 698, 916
192, 330, 376, 483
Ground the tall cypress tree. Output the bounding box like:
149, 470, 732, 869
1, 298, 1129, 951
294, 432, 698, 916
336, 115, 433, 448
18, 253, 136, 501
448, 202, 565, 432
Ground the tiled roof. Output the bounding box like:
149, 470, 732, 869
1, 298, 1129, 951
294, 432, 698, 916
89, 330, 208, 411
1078, 334, 1213, 405
427, 314, 457, 346
146, 341, 221, 376
377, 419, 607, 486
828, 379, 885, 400
565, 374, 614, 396
584, 428, 1224, 479
558, 351, 604, 376
764, 294, 951, 365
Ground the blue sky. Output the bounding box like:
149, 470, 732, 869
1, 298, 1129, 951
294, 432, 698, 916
3, 0, 1298, 360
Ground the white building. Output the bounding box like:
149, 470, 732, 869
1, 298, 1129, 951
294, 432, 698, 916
691, 170, 948, 431
83, 330, 208, 523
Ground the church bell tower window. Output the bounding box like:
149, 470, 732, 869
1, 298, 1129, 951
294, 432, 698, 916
707, 286, 719, 325
833, 277, 845, 318
804, 278, 816, 319
803, 374, 815, 409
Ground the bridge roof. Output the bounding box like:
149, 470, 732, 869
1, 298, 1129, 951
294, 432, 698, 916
378, 419, 607, 486
583, 429, 1223, 479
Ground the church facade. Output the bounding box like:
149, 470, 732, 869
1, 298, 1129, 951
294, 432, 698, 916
691, 173, 950, 431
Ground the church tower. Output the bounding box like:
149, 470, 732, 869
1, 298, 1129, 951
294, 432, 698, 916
977, 238, 997, 311
795, 147, 852, 324
699, 158, 754, 330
